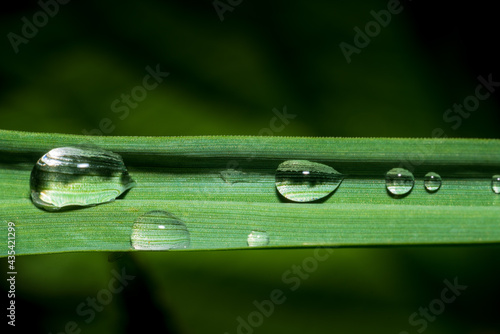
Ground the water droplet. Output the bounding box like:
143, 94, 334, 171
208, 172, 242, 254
424, 172, 442, 192
385, 168, 414, 196
275, 160, 343, 202
220, 168, 248, 184
30, 146, 136, 211
492, 175, 500, 194
247, 230, 270, 247
131, 210, 190, 250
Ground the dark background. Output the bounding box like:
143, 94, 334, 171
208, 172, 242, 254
1, 1, 499, 333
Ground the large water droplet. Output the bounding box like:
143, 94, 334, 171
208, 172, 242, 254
424, 172, 442, 192
275, 160, 343, 202
30, 146, 136, 211
492, 175, 500, 194
385, 168, 414, 196
131, 210, 190, 250
247, 230, 270, 247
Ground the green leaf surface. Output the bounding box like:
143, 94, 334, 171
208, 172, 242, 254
1, 129, 499, 257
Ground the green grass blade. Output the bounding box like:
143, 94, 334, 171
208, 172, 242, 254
1, 129, 499, 257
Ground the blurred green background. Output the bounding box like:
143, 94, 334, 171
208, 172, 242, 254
1, 0, 499, 333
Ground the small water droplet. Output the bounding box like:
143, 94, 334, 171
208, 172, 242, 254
30, 146, 136, 211
220, 168, 248, 184
131, 210, 190, 250
424, 172, 442, 192
275, 160, 343, 202
247, 230, 270, 247
385, 168, 414, 196
492, 175, 500, 194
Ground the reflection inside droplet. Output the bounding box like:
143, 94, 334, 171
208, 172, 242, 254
385, 168, 414, 196
275, 160, 343, 202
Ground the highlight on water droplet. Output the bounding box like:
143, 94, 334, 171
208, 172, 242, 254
424, 172, 442, 192
492, 175, 500, 194
130, 210, 190, 250
275, 160, 343, 202
385, 168, 414, 196
30, 146, 136, 211
247, 230, 270, 247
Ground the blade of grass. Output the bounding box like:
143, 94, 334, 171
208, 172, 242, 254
1, 129, 499, 257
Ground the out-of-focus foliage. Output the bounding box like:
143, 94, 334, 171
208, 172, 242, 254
0, 0, 499, 333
